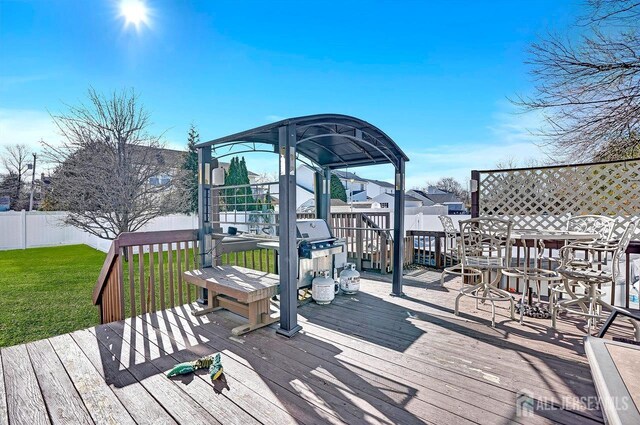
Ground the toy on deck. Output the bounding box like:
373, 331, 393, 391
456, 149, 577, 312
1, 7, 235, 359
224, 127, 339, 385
166, 353, 224, 382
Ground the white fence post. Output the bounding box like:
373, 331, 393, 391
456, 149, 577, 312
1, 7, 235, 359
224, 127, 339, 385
21, 209, 27, 249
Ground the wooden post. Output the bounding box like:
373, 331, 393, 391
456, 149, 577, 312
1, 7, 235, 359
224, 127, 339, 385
471, 170, 480, 218
380, 233, 387, 274
355, 213, 363, 271
435, 235, 442, 269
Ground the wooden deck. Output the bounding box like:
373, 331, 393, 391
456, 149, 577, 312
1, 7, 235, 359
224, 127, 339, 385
0, 270, 616, 424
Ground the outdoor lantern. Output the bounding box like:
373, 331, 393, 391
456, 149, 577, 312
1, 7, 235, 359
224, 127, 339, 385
212, 167, 225, 186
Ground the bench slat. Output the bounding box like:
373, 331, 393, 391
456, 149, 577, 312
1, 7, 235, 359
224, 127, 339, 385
184, 266, 279, 303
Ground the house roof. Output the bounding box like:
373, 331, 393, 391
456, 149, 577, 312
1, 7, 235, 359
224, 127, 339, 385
373, 192, 421, 202
140, 147, 261, 176
130, 146, 186, 166
333, 170, 366, 181
196, 114, 409, 170
423, 193, 460, 204
408, 189, 429, 199
408, 189, 461, 204
332, 171, 394, 188
366, 178, 394, 188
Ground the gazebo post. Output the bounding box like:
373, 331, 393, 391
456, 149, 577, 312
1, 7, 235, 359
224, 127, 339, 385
276, 124, 302, 338
197, 145, 212, 303
391, 158, 406, 296
315, 167, 331, 225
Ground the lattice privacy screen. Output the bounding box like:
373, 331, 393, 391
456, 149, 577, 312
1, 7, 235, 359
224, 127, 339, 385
476, 158, 640, 238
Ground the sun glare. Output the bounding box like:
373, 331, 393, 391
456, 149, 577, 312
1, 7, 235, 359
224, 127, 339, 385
119, 0, 150, 30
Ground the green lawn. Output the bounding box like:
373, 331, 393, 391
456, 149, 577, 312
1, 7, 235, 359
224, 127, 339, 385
0, 244, 275, 348
0, 245, 106, 347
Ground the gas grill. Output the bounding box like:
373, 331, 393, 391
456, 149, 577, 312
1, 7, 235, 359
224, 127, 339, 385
296, 219, 346, 288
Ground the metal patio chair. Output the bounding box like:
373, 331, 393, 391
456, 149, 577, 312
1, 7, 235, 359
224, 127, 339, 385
552, 219, 639, 334
548, 214, 618, 316
566, 215, 616, 243
438, 215, 481, 287
454, 217, 516, 327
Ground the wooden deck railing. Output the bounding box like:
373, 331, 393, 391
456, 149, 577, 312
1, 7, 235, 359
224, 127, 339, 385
93, 229, 280, 324
94, 214, 430, 324
407, 230, 447, 269
92, 229, 200, 324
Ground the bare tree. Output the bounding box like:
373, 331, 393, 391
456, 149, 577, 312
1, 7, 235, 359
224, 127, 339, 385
254, 171, 278, 183
515, 0, 640, 161
423, 177, 470, 206
44, 88, 181, 239
1, 144, 30, 209
495, 157, 547, 169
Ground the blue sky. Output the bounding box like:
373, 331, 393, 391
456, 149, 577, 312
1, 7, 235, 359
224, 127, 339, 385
0, 0, 581, 187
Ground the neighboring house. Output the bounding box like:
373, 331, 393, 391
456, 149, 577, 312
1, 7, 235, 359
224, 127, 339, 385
296, 166, 367, 203
297, 165, 396, 203
405, 189, 435, 207
269, 183, 314, 210
366, 179, 395, 197
332, 170, 369, 202
350, 190, 368, 202
372, 192, 423, 209
142, 147, 188, 191
298, 197, 347, 213
145, 148, 261, 187
215, 160, 260, 185
408, 187, 466, 214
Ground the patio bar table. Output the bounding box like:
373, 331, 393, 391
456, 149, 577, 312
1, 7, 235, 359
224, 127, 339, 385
508, 229, 599, 324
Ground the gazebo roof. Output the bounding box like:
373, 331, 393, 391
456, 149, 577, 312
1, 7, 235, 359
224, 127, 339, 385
195, 114, 409, 170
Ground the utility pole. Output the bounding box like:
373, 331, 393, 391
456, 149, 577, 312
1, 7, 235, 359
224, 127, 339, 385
29, 152, 37, 211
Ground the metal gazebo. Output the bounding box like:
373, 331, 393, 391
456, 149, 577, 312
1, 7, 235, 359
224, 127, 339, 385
195, 114, 409, 337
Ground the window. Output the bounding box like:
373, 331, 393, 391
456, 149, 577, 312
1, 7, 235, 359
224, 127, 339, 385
380, 202, 389, 208
149, 174, 171, 186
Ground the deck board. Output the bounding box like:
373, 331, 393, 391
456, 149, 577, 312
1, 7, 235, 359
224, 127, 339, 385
167, 305, 449, 425
143, 307, 370, 424
1, 344, 50, 425
133, 313, 320, 425
25, 339, 93, 425
108, 318, 289, 425
196, 303, 509, 424
0, 350, 8, 425
0, 271, 610, 424
49, 333, 137, 425
86, 323, 227, 425
313, 294, 597, 398
69, 328, 178, 425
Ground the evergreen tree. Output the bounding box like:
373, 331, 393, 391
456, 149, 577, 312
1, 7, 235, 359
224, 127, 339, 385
181, 124, 199, 213
223, 156, 255, 211
330, 173, 347, 202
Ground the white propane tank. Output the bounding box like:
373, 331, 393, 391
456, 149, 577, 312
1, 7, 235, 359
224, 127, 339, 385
339, 263, 360, 294
312, 271, 338, 305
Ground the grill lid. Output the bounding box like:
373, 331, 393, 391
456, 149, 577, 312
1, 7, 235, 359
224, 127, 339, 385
296, 219, 334, 241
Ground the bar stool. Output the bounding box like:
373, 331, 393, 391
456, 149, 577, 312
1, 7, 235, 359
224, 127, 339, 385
553, 219, 639, 333
438, 215, 482, 287
454, 217, 516, 327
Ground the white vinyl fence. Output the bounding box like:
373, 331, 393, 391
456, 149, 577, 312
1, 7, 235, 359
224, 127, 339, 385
0, 211, 198, 252
0, 209, 468, 253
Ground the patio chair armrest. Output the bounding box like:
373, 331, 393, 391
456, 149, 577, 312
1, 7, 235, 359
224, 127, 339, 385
559, 242, 617, 261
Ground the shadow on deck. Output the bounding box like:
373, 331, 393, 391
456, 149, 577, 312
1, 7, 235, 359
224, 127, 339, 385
2, 270, 623, 424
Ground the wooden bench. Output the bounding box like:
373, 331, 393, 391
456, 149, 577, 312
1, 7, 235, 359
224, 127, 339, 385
183, 266, 280, 335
